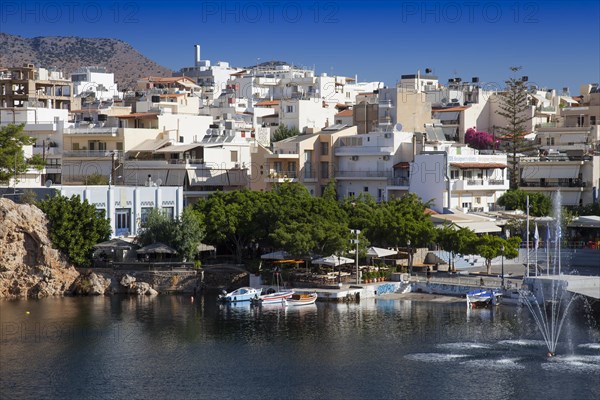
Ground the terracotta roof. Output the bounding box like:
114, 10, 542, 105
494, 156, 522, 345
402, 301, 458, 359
424, 208, 438, 215
255, 100, 280, 107
140, 76, 195, 84
335, 109, 353, 117
432, 106, 469, 112
450, 162, 507, 169
393, 162, 410, 169
335, 103, 350, 110
230, 70, 247, 77
116, 112, 159, 119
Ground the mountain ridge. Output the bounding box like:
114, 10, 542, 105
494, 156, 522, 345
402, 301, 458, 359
0, 33, 173, 90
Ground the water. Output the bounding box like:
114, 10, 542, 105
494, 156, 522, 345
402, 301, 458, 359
1, 296, 599, 400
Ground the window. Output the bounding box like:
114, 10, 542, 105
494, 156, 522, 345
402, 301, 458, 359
591, 116, 596, 125
162, 207, 174, 220
320, 162, 329, 179
115, 208, 131, 236
348, 191, 355, 197
286, 105, 294, 113
179, 136, 184, 143
450, 170, 460, 179
475, 197, 481, 204
463, 170, 473, 179
462, 202, 472, 209
364, 186, 369, 192
230, 150, 238, 162
140, 207, 153, 225
273, 161, 282, 172
116, 142, 123, 151
320, 142, 329, 156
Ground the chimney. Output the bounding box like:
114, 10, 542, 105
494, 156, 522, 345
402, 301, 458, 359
194, 44, 201, 66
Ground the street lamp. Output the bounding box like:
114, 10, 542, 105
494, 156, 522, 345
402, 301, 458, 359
407, 239, 412, 276
351, 229, 360, 284
501, 245, 505, 289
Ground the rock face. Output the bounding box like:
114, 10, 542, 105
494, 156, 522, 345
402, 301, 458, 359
0, 198, 80, 299
72, 272, 112, 296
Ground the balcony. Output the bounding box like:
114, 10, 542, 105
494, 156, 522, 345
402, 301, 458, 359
521, 180, 587, 189
64, 126, 119, 136
335, 170, 392, 179
334, 146, 394, 156
63, 150, 123, 158
453, 179, 509, 191
266, 170, 297, 182
389, 177, 409, 187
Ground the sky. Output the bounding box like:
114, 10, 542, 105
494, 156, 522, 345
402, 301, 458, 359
2, 0, 599, 94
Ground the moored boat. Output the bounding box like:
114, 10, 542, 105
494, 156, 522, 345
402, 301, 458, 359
466, 289, 501, 308
253, 289, 295, 305
285, 292, 318, 306
218, 287, 262, 303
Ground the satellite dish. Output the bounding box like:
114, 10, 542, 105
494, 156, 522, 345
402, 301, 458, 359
394, 123, 403, 132
155, 178, 163, 187
45, 180, 53, 188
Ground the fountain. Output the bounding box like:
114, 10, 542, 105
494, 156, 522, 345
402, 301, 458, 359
519, 191, 579, 356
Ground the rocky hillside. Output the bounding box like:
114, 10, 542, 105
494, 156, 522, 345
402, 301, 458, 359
0, 33, 172, 90
0, 198, 79, 299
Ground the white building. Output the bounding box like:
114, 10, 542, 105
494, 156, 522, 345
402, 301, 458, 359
57, 185, 184, 238
410, 142, 509, 213
334, 129, 416, 201
71, 67, 120, 101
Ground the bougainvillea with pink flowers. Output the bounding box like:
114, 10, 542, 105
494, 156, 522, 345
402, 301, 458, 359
465, 127, 497, 150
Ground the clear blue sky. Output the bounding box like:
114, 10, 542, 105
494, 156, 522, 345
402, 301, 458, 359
2, 0, 599, 94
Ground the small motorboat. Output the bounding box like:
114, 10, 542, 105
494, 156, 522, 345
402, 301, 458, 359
218, 287, 262, 303
466, 289, 501, 308
285, 293, 318, 306
252, 289, 295, 305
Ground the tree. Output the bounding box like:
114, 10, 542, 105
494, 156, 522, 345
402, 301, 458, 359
495, 67, 535, 189
84, 173, 109, 185
197, 190, 271, 262
272, 125, 300, 142
436, 224, 478, 272
136, 207, 206, 261
37, 194, 111, 267
497, 189, 551, 216
473, 235, 521, 274
0, 124, 46, 184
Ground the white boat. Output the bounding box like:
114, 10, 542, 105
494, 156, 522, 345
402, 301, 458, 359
253, 289, 295, 305
218, 287, 262, 303
466, 289, 501, 308
285, 293, 318, 306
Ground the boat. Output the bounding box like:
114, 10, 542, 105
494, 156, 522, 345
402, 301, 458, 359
466, 289, 502, 308
218, 287, 262, 303
285, 293, 318, 306
252, 289, 295, 305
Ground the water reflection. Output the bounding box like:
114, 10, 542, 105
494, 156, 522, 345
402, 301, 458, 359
1, 295, 599, 400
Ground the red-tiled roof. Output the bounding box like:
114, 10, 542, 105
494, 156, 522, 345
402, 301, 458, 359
432, 106, 469, 112
335, 109, 353, 117
393, 162, 410, 169
450, 162, 507, 169
255, 100, 280, 107
116, 112, 159, 119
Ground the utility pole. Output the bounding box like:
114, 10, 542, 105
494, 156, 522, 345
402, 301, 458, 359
351, 229, 360, 284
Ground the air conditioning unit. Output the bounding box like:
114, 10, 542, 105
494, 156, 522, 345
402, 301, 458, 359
383, 155, 390, 161
351, 156, 359, 161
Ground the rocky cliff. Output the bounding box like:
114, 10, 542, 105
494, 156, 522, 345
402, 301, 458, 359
0, 198, 79, 299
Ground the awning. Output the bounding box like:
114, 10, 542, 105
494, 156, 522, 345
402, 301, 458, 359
312, 255, 354, 266
450, 163, 507, 169
366, 247, 397, 258
454, 221, 502, 233
155, 143, 203, 153
129, 138, 171, 152
521, 165, 581, 179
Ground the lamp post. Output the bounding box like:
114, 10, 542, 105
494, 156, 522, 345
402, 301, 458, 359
501, 245, 505, 289
407, 239, 412, 276
351, 229, 360, 284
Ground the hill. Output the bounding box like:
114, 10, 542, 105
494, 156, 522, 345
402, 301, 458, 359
0, 33, 173, 90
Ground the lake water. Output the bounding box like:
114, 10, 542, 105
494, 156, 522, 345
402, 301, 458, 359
1, 295, 599, 400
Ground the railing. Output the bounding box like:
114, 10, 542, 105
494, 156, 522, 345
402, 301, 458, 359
268, 170, 297, 179
63, 150, 123, 158
390, 177, 409, 186
467, 179, 484, 186
335, 170, 392, 178
488, 179, 505, 185
64, 127, 119, 135
521, 180, 587, 188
